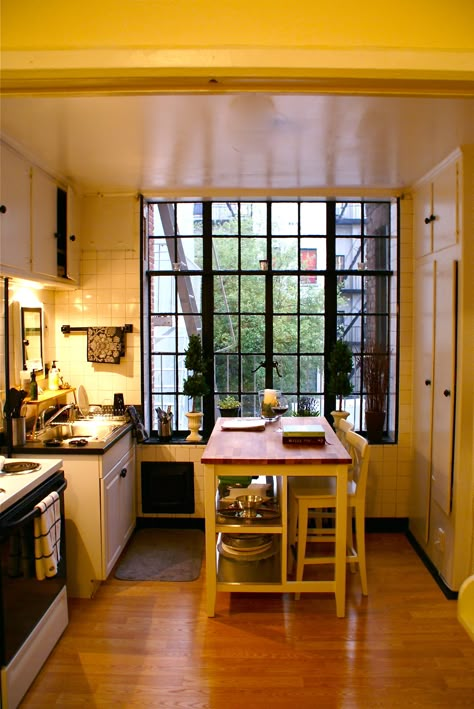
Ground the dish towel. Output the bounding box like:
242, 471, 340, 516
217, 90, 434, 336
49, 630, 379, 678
87, 326, 125, 363
34, 491, 61, 580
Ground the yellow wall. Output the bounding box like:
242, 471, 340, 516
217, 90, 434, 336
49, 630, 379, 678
3, 0, 474, 51
2, 0, 474, 92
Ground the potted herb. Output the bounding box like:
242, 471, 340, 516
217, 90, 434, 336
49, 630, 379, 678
327, 339, 354, 427
217, 395, 241, 417
362, 342, 390, 443
182, 334, 209, 441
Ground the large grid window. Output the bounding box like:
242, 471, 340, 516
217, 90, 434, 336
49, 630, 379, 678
143, 200, 398, 440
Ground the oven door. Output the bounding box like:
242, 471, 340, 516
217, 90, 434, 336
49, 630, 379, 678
0, 471, 67, 666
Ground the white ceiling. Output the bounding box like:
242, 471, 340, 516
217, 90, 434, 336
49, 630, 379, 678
1, 92, 474, 195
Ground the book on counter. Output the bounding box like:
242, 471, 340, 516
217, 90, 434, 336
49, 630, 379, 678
282, 424, 326, 445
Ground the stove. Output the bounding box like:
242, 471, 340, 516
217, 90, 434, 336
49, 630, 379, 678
0, 458, 63, 513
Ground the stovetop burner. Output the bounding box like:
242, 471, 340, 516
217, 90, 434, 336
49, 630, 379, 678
1, 462, 41, 475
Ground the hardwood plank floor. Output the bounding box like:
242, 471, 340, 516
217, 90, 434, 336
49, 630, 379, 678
21, 534, 474, 708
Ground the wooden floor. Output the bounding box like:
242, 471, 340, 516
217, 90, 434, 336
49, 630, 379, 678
21, 533, 474, 708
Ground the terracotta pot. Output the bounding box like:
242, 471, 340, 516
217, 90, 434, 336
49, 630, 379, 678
365, 410, 385, 443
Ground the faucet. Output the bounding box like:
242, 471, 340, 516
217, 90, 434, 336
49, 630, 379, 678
45, 403, 76, 427
39, 405, 57, 430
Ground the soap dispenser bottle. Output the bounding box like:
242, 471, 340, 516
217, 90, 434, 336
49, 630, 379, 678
48, 361, 59, 390
29, 370, 38, 400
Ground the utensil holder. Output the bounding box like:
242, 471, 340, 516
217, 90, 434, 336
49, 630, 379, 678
158, 419, 172, 441
11, 417, 26, 446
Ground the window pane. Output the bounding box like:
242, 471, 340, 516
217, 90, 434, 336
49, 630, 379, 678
151, 353, 176, 390
214, 274, 239, 312
300, 237, 326, 270
300, 315, 325, 352
364, 202, 390, 236
177, 274, 202, 313
335, 238, 362, 270
242, 355, 265, 390
240, 203, 267, 235
149, 203, 176, 236
214, 314, 238, 353
273, 275, 298, 313
299, 355, 324, 393
336, 202, 362, 235
151, 315, 177, 352
272, 237, 298, 270
271, 203, 298, 234
276, 354, 297, 392
300, 203, 326, 235
150, 275, 175, 312
364, 276, 389, 313
241, 315, 265, 352
176, 203, 202, 235
241, 237, 267, 270
365, 237, 390, 271
213, 236, 238, 270
273, 315, 298, 353
212, 202, 239, 234
241, 275, 265, 312
148, 237, 172, 268
215, 353, 240, 392
300, 277, 325, 314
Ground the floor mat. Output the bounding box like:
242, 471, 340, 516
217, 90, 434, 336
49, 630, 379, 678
114, 528, 204, 581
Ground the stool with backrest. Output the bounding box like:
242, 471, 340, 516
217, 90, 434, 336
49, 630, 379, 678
288, 429, 370, 599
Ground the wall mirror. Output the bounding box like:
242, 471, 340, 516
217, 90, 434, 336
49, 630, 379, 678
21, 307, 43, 373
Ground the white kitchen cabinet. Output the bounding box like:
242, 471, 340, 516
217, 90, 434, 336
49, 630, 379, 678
67, 185, 81, 282
59, 431, 135, 598
0, 142, 31, 273
0, 140, 80, 286
101, 445, 136, 578
410, 147, 474, 592
413, 155, 459, 259
31, 166, 59, 279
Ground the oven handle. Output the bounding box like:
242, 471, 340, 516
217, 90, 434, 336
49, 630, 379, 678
0, 480, 67, 531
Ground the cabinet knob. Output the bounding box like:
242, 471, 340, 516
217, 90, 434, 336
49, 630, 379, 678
120, 467, 127, 478
443, 389, 451, 397
0, 205, 6, 214
69, 234, 76, 242
424, 214, 436, 224
425, 379, 431, 386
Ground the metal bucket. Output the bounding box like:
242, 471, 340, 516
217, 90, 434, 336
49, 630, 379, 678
158, 419, 172, 441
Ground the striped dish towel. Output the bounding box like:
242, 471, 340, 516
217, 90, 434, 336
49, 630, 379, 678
34, 491, 61, 580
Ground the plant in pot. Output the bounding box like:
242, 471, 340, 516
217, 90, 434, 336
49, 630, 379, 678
362, 342, 390, 443
217, 395, 241, 418
327, 339, 354, 429
182, 334, 209, 441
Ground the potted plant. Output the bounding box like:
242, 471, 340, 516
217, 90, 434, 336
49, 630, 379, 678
217, 395, 241, 417
362, 342, 390, 443
182, 334, 209, 441
327, 339, 354, 428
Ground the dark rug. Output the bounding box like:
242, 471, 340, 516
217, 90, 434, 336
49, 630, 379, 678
114, 528, 204, 581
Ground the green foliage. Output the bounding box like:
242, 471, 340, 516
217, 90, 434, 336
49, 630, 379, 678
292, 396, 320, 417
183, 334, 209, 412
217, 395, 241, 409
362, 342, 389, 412
328, 340, 354, 411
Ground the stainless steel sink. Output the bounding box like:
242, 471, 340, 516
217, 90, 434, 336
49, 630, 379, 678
37, 419, 124, 443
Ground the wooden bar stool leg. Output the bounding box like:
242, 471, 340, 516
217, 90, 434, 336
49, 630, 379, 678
355, 505, 368, 595
295, 503, 308, 601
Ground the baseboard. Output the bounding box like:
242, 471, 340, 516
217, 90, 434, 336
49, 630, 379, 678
136, 517, 205, 531
365, 517, 408, 533
406, 530, 458, 600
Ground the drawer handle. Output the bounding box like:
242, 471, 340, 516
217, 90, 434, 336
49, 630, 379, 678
120, 467, 127, 478
443, 389, 451, 397
424, 214, 436, 224
425, 379, 431, 386
0, 205, 6, 214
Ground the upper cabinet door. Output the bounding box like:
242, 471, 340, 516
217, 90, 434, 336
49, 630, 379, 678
413, 178, 433, 259
31, 167, 59, 278
433, 159, 459, 253
0, 143, 31, 273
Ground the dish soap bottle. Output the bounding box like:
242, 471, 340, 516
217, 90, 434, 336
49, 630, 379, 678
29, 370, 38, 400
48, 361, 59, 390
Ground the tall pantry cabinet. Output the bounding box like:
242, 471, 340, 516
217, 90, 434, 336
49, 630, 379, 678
409, 147, 474, 591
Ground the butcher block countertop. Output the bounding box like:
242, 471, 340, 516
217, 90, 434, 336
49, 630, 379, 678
201, 416, 351, 466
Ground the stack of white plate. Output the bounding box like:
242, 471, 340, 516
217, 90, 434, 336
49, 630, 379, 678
219, 533, 275, 561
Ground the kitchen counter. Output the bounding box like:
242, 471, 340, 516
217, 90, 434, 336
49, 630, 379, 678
13, 421, 133, 455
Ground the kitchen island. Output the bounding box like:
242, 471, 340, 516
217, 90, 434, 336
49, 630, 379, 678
202, 416, 352, 618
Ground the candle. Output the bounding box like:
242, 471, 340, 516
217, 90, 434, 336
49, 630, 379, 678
261, 388, 277, 418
